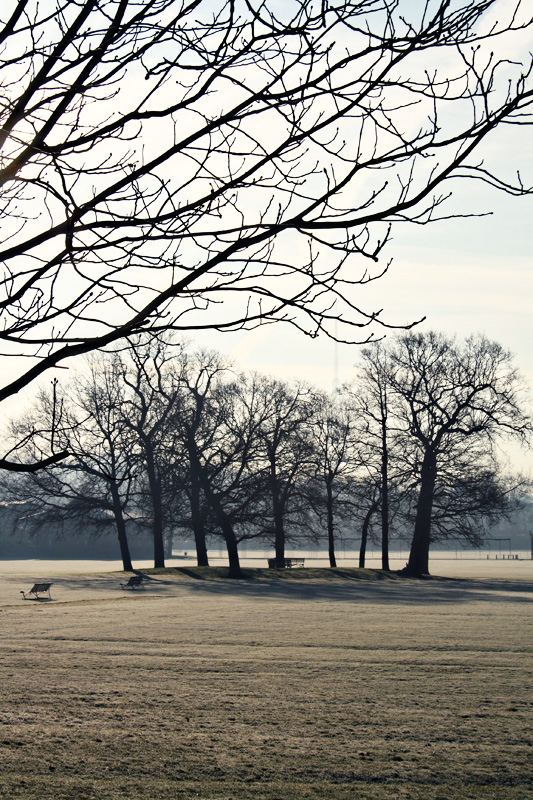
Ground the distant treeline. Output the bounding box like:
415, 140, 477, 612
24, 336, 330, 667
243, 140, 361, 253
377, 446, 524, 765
2, 331, 530, 576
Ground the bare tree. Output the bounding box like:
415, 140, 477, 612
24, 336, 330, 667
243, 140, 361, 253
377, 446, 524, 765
63, 356, 138, 569
116, 335, 184, 568
346, 341, 418, 569
387, 332, 531, 576
167, 347, 234, 567
306, 392, 360, 567
4, 363, 138, 569
172, 369, 269, 578
346, 343, 395, 569
2, 1, 533, 470
355, 480, 381, 569
256, 377, 313, 567
427, 462, 523, 545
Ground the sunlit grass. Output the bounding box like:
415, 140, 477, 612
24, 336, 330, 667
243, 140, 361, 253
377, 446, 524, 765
1, 568, 531, 799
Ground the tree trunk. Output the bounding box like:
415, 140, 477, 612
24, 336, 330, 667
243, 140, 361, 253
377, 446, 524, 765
210, 505, 241, 578
223, 523, 242, 579
109, 482, 133, 572
192, 453, 242, 578
271, 472, 286, 568
326, 476, 336, 568
145, 447, 165, 568
405, 449, 437, 576
190, 469, 209, 566
152, 502, 165, 568
273, 510, 285, 568
359, 500, 378, 569
380, 419, 390, 571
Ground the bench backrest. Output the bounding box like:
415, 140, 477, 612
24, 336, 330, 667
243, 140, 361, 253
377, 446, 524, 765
31, 583, 52, 592
128, 576, 143, 585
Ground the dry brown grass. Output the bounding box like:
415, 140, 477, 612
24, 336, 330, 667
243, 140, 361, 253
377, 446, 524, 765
1, 567, 532, 799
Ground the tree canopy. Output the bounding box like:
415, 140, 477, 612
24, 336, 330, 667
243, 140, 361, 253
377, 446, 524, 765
1, 1, 533, 475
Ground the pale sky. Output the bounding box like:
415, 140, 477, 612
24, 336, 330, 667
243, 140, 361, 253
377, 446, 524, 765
204, 176, 533, 390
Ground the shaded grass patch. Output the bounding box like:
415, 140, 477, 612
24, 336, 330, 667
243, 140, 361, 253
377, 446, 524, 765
136, 565, 423, 583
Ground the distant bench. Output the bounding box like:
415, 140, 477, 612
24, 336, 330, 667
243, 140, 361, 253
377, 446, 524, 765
268, 558, 305, 569
120, 575, 146, 590
20, 582, 53, 600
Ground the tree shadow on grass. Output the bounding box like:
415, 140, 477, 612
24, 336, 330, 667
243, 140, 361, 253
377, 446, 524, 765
172, 574, 533, 606
4, 568, 532, 608
19, 596, 54, 602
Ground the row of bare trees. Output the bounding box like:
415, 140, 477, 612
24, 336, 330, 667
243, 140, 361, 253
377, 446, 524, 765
5, 336, 354, 576
4, 331, 530, 576
1, 0, 533, 478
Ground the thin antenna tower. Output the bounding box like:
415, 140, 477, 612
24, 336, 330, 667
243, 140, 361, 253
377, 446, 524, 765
332, 318, 339, 393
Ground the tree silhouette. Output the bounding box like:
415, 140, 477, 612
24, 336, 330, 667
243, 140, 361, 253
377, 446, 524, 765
2, 1, 533, 470
4, 363, 137, 569
388, 332, 531, 576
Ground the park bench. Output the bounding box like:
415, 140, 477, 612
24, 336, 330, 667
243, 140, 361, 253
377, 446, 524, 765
20, 582, 53, 600
268, 558, 305, 569
120, 574, 146, 590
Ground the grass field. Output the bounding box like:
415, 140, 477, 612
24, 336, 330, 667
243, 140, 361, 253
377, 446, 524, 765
1, 565, 532, 799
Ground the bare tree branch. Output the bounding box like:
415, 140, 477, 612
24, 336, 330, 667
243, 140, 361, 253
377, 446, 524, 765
1, 0, 532, 469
